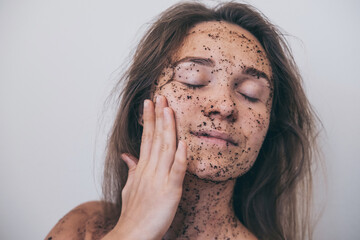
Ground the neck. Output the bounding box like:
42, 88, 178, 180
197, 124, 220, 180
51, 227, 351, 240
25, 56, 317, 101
163, 172, 248, 240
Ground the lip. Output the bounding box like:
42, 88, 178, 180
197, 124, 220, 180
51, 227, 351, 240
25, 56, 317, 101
190, 130, 238, 146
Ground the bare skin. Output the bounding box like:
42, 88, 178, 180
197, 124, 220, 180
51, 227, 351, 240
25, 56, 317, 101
45, 201, 112, 240
45, 21, 272, 240
162, 173, 253, 240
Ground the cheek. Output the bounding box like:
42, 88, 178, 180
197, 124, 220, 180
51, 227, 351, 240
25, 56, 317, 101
241, 106, 270, 156
156, 83, 199, 130
244, 107, 270, 133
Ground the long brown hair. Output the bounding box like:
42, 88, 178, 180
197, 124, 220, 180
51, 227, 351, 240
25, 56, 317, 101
102, 2, 322, 239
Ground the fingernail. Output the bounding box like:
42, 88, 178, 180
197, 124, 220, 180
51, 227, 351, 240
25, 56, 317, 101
179, 140, 186, 149
144, 99, 148, 110
164, 107, 171, 121
157, 95, 163, 104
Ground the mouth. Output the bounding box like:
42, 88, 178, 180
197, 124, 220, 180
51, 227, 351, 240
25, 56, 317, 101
190, 130, 238, 147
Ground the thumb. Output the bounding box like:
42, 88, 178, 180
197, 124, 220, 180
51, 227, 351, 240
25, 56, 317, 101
121, 153, 138, 174
121, 153, 139, 201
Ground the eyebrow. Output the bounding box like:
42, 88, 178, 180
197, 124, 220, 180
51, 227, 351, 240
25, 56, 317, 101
173, 56, 271, 85
242, 66, 271, 86
173, 56, 215, 67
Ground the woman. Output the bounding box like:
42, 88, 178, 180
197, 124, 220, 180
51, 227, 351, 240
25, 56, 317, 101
46, 2, 320, 240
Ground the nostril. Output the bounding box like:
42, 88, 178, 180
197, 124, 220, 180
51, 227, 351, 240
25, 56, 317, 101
203, 110, 219, 117
227, 115, 236, 123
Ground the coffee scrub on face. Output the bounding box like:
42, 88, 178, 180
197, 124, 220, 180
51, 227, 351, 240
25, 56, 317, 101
45, 2, 322, 240
155, 21, 273, 182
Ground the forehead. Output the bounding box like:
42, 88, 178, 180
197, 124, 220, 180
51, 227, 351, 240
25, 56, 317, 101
173, 21, 272, 79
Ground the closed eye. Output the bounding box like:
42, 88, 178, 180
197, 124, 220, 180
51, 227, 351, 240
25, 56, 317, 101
240, 93, 258, 103
182, 83, 205, 89
182, 82, 258, 102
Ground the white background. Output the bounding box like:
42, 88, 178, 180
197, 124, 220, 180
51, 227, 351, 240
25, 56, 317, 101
1, 0, 359, 239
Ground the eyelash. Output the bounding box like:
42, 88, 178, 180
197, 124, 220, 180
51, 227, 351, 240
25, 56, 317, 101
183, 83, 258, 103
183, 83, 204, 89
240, 93, 258, 103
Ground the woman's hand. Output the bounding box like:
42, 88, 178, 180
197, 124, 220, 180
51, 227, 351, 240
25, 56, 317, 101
104, 95, 187, 240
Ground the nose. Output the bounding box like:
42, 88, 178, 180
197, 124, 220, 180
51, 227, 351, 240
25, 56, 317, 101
203, 89, 238, 123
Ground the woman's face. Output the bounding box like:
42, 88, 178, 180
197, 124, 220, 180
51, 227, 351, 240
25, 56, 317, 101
154, 21, 273, 181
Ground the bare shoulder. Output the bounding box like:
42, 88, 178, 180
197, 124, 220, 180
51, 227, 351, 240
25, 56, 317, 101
45, 201, 114, 240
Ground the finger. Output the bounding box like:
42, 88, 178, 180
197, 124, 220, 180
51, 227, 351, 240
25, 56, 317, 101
169, 141, 187, 188
146, 95, 168, 171
156, 107, 176, 177
122, 153, 138, 190
137, 99, 155, 171
122, 153, 139, 171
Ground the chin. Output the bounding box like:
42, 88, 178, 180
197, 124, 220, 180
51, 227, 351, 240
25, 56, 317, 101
186, 162, 240, 182
185, 154, 257, 182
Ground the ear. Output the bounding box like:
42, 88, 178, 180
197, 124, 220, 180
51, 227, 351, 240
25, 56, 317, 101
138, 115, 144, 126
137, 101, 144, 127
